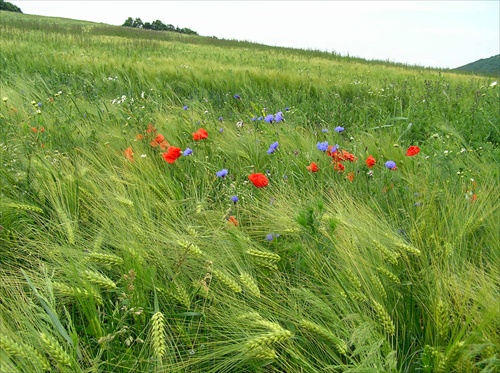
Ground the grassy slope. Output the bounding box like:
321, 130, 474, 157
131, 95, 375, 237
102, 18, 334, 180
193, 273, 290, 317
454, 54, 500, 77
1, 11, 499, 373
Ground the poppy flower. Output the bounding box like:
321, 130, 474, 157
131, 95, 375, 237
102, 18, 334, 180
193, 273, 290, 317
150, 133, 169, 149
146, 123, 157, 133
334, 162, 345, 172
307, 162, 319, 172
227, 216, 239, 226
136, 134, 144, 140
340, 150, 357, 162
192, 128, 208, 141
347, 171, 355, 182
124, 147, 134, 162
366, 155, 376, 168
248, 173, 269, 188
385, 160, 397, 170
31, 127, 38, 133
326, 144, 339, 156
162, 146, 182, 164
406, 146, 420, 156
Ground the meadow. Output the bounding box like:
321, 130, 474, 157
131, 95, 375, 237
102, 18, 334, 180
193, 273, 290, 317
0, 11, 499, 372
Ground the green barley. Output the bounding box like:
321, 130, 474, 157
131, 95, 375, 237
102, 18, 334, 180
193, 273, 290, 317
376, 267, 401, 284
177, 239, 203, 256
150, 311, 167, 359
245, 329, 292, 350
435, 299, 449, 339
87, 252, 123, 266
253, 346, 277, 359
436, 341, 465, 373
371, 275, 387, 299
344, 268, 362, 290
84, 270, 117, 290
395, 242, 421, 256
246, 248, 281, 262
372, 300, 396, 336
6, 203, 44, 214
212, 269, 242, 293
0, 335, 51, 371
373, 240, 399, 265
52, 281, 103, 304
298, 319, 347, 355
39, 332, 72, 368
240, 271, 261, 298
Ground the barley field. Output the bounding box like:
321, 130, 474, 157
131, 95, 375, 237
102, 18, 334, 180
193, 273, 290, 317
0, 11, 499, 372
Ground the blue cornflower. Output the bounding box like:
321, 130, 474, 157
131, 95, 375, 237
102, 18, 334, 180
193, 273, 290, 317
219, 128, 224, 133
234, 94, 241, 99
331, 144, 339, 153
264, 114, 274, 123
37, 102, 42, 107
230, 195, 239, 203
285, 107, 290, 111
218, 116, 223, 121
385, 160, 397, 169
267, 141, 279, 154
216, 169, 228, 178
266, 233, 280, 241
334, 126, 344, 133
317, 141, 329, 151
183, 105, 188, 110
274, 112, 284, 122
183, 148, 193, 156
251, 117, 257, 122
322, 128, 329, 133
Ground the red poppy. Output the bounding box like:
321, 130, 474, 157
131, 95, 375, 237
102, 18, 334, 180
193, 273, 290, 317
307, 162, 319, 172
162, 146, 182, 164
341, 150, 357, 163
124, 146, 134, 162
192, 128, 208, 141
365, 155, 376, 168
150, 133, 169, 149
227, 216, 239, 226
136, 134, 144, 141
406, 146, 420, 156
39, 127, 45, 133
248, 173, 269, 188
347, 171, 355, 182
334, 162, 345, 172
146, 123, 157, 133
31, 127, 38, 133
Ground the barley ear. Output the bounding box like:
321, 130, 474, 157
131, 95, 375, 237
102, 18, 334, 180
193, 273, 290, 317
150, 311, 167, 359
40, 332, 72, 368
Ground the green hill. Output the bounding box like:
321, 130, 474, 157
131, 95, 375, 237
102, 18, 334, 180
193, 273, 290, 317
454, 54, 500, 76
1, 11, 499, 373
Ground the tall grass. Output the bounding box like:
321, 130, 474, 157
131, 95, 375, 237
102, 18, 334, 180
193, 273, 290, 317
1, 10, 499, 372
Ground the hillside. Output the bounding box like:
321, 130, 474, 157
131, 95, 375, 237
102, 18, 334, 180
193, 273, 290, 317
454, 54, 500, 76
1, 11, 499, 373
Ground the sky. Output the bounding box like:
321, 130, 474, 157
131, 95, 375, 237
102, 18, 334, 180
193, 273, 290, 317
11, 1, 500, 69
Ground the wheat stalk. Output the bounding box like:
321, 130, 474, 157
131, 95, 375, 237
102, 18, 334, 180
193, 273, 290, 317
150, 311, 167, 359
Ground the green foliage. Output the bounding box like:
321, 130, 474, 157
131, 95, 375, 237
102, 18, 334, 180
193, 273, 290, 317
0, 10, 499, 373
122, 16, 198, 35
0, 0, 22, 13
454, 54, 500, 77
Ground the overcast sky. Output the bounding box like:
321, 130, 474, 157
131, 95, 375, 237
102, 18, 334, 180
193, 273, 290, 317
11, 1, 500, 69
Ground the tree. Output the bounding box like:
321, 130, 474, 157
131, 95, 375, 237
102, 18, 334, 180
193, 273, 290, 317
122, 17, 134, 27
0, 0, 23, 13
132, 18, 143, 28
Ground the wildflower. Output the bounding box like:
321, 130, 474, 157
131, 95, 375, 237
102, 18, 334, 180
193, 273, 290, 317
366, 155, 376, 168
216, 169, 228, 178
248, 173, 269, 188
274, 112, 284, 122
264, 114, 274, 123
322, 128, 329, 133
192, 128, 208, 141
219, 128, 224, 132
334, 162, 345, 172
31, 127, 38, 133
266, 233, 280, 241
307, 162, 319, 172
285, 107, 290, 111
236, 121, 244, 128
230, 196, 239, 203
183, 105, 188, 110
490, 81, 498, 87
136, 134, 144, 140
347, 171, 355, 182
267, 141, 279, 154
183, 148, 193, 156
227, 216, 239, 226
162, 146, 182, 164
234, 94, 241, 99
146, 123, 156, 133
326, 144, 339, 156
124, 147, 134, 162
406, 145, 420, 156
39, 127, 45, 133
37, 102, 42, 107
150, 134, 169, 149
251, 117, 257, 122
384, 160, 397, 170
218, 117, 223, 121
317, 141, 329, 151
334, 126, 344, 133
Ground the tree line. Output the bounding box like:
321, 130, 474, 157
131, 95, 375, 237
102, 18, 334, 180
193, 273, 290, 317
0, 0, 23, 13
122, 17, 198, 35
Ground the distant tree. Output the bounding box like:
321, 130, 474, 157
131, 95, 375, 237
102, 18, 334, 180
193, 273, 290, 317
122, 17, 134, 27
143, 22, 152, 30
0, 0, 23, 13
132, 18, 143, 28
152, 19, 167, 31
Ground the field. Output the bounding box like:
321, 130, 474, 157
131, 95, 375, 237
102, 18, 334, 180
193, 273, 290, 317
1, 11, 499, 372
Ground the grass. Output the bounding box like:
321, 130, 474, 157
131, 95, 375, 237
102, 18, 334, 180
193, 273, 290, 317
1, 10, 499, 372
